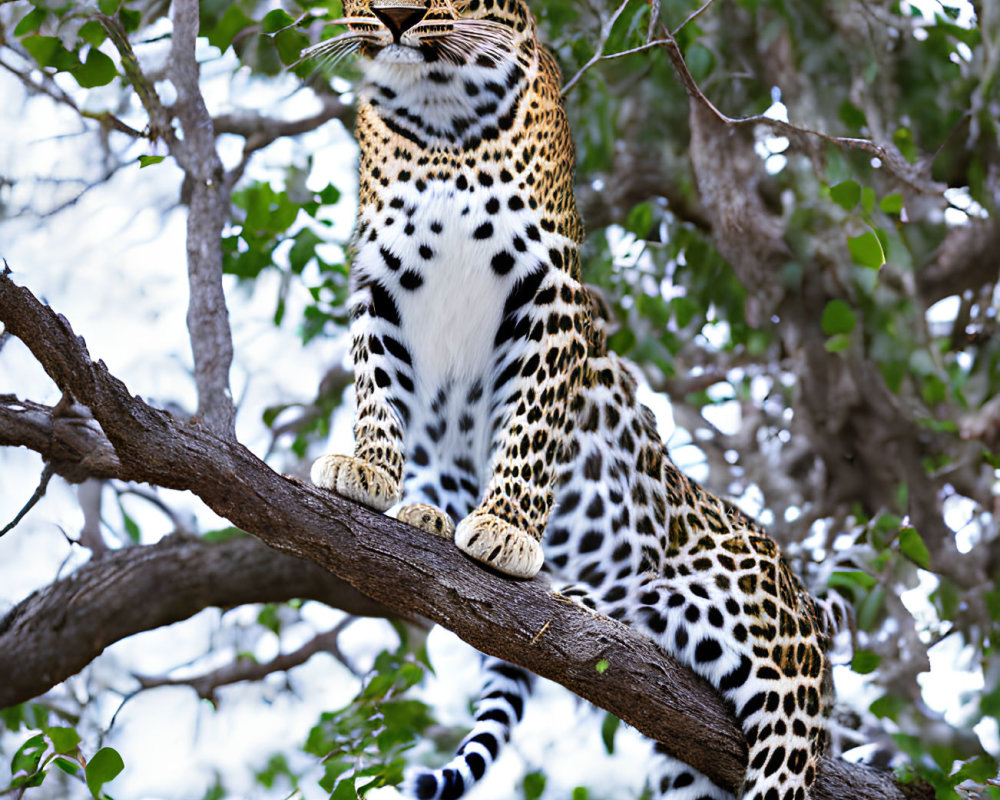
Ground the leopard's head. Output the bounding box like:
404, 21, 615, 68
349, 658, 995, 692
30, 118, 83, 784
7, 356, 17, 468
304, 0, 547, 150
304, 0, 534, 69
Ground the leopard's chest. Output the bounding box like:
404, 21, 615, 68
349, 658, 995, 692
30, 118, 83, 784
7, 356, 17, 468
355, 178, 546, 391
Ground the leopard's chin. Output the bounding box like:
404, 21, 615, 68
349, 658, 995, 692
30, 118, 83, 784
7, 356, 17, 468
373, 43, 425, 64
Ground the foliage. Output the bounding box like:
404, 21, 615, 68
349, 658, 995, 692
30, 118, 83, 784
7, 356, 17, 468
303, 648, 435, 797
0, 0, 998, 798
2, 705, 124, 799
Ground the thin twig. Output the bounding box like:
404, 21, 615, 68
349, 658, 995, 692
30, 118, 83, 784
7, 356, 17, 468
0, 464, 54, 538
562, 0, 634, 94
134, 618, 363, 700
559, 1, 945, 195
672, 0, 717, 35
654, 22, 945, 194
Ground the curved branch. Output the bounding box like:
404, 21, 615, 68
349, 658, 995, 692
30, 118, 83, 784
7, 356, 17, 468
0, 270, 932, 800
0, 534, 398, 708
135, 619, 364, 700
213, 92, 354, 156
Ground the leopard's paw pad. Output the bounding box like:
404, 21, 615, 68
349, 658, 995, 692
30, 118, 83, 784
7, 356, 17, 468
398, 503, 455, 538
454, 512, 544, 578
310, 455, 400, 512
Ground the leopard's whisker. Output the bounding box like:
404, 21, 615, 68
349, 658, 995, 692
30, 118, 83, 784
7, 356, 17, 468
296, 18, 384, 69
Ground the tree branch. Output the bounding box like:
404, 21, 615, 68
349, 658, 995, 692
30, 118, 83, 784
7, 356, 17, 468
0, 270, 933, 800
918, 218, 1000, 306
0, 395, 121, 483
167, 0, 238, 437
0, 533, 399, 708
212, 92, 354, 157
135, 620, 364, 701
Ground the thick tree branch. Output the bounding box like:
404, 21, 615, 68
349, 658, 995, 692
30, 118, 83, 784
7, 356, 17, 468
918, 218, 1000, 306
0, 533, 397, 708
0, 270, 933, 800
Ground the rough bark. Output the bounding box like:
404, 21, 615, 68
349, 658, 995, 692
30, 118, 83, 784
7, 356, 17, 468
0, 269, 934, 800
169, 0, 238, 438
0, 534, 398, 708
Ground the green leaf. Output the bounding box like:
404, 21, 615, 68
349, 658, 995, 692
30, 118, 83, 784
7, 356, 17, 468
522, 771, 546, 800
857, 585, 885, 631
893, 127, 918, 162
262, 8, 295, 33
879, 193, 903, 214
78, 21, 107, 47
274, 28, 310, 65
952, 756, 1000, 785
98, 0, 121, 14
0, 703, 48, 731
871, 692, 906, 720
684, 42, 715, 82
600, 714, 619, 755
981, 685, 1000, 718
847, 231, 885, 269
119, 7, 142, 32
257, 603, 282, 634
45, 727, 81, 755
898, 526, 931, 569
624, 202, 652, 237
318, 183, 342, 205
207, 5, 255, 53
138, 155, 166, 167
824, 333, 850, 353
330, 774, 359, 799
73, 48, 117, 88
11, 733, 47, 778
985, 588, 1000, 622
117, 498, 141, 543
202, 526, 245, 543
931, 578, 960, 621
14, 8, 48, 36
53, 757, 81, 775
851, 650, 881, 674
838, 100, 866, 130
821, 299, 857, 336
85, 747, 124, 798
22, 35, 78, 70
828, 570, 877, 594
289, 228, 323, 274
829, 180, 860, 211
671, 296, 698, 329
595, 659, 609, 674
861, 186, 876, 215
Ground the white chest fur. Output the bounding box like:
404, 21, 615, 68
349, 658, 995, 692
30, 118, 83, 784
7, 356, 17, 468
354, 179, 546, 396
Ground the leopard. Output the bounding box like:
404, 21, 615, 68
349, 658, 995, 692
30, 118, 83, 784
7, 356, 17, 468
304, 2, 838, 799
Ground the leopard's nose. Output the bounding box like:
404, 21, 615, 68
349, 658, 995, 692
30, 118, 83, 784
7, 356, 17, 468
372, 2, 428, 42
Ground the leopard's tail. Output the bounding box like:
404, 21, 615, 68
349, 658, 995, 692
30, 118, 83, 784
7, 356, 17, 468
402, 657, 533, 799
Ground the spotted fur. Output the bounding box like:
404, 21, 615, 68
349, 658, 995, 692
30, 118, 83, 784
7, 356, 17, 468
306, 2, 834, 799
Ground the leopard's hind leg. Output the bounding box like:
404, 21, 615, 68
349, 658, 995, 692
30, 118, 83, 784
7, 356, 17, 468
631, 572, 827, 800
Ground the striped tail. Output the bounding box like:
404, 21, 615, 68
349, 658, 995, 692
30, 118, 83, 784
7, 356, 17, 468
403, 657, 533, 799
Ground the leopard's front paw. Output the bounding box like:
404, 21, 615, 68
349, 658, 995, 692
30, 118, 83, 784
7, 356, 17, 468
398, 503, 456, 538
311, 455, 400, 512
454, 512, 544, 578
